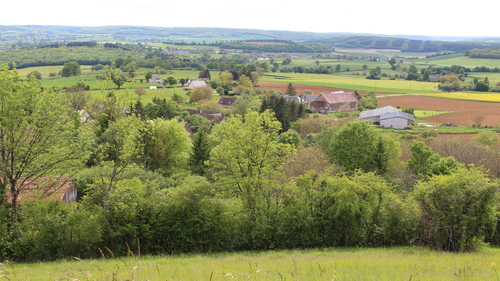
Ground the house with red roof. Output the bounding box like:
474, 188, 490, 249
309, 91, 358, 113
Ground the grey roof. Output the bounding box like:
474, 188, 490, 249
300, 94, 317, 100
190, 80, 207, 88
284, 96, 302, 103
380, 111, 414, 121
359, 106, 399, 119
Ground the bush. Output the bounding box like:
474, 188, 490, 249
412, 167, 498, 252
13, 200, 104, 261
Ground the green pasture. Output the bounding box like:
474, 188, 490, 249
3, 247, 500, 280
261, 72, 441, 94
414, 109, 454, 118
428, 55, 500, 69
467, 72, 500, 86
283, 58, 391, 72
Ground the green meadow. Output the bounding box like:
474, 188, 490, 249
3, 247, 500, 280
261, 72, 441, 94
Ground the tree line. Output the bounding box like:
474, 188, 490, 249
318, 36, 500, 53
2, 65, 500, 262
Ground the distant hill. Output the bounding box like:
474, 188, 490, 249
2, 25, 500, 52
315, 36, 500, 53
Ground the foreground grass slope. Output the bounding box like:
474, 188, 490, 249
3, 247, 500, 280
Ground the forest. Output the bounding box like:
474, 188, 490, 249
2, 57, 500, 263
317, 36, 500, 53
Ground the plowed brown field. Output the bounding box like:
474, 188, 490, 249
256, 82, 500, 127
378, 95, 500, 127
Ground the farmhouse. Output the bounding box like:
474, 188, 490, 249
188, 80, 208, 90
283, 95, 306, 104
148, 75, 163, 84
309, 91, 358, 113
300, 94, 318, 105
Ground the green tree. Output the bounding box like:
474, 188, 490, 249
412, 166, 498, 252
189, 129, 211, 175
144, 71, 153, 82
406, 141, 460, 179
0, 65, 91, 224
26, 70, 42, 80
144, 119, 192, 175
215, 72, 234, 92
167, 76, 178, 88
120, 57, 139, 81
90, 115, 145, 242
473, 130, 499, 146
61, 61, 81, 77
189, 86, 214, 103
326, 120, 378, 172
238, 74, 253, 89
199, 69, 211, 79
285, 83, 297, 96
134, 86, 147, 100
209, 110, 292, 248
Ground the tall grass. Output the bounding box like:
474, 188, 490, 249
3, 247, 500, 280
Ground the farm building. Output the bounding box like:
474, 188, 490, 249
359, 106, 414, 129
359, 106, 399, 123
309, 91, 358, 113
380, 111, 414, 129
188, 80, 208, 90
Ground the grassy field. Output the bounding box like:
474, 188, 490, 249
413, 109, 454, 118
3, 247, 500, 280
261, 72, 441, 94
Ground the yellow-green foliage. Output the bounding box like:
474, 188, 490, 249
423, 93, 500, 102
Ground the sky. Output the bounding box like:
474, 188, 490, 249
3, 0, 499, 37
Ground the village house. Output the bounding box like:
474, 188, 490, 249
309, 91, 358, 113
188, 80, 208, 90
186, 108, 224, 123
299, 93, 318, 105
6, 176, 78, 204
148, 75, 163, 84
218, 97, 236, 107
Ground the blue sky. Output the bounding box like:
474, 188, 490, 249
3, 0, 498, 37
